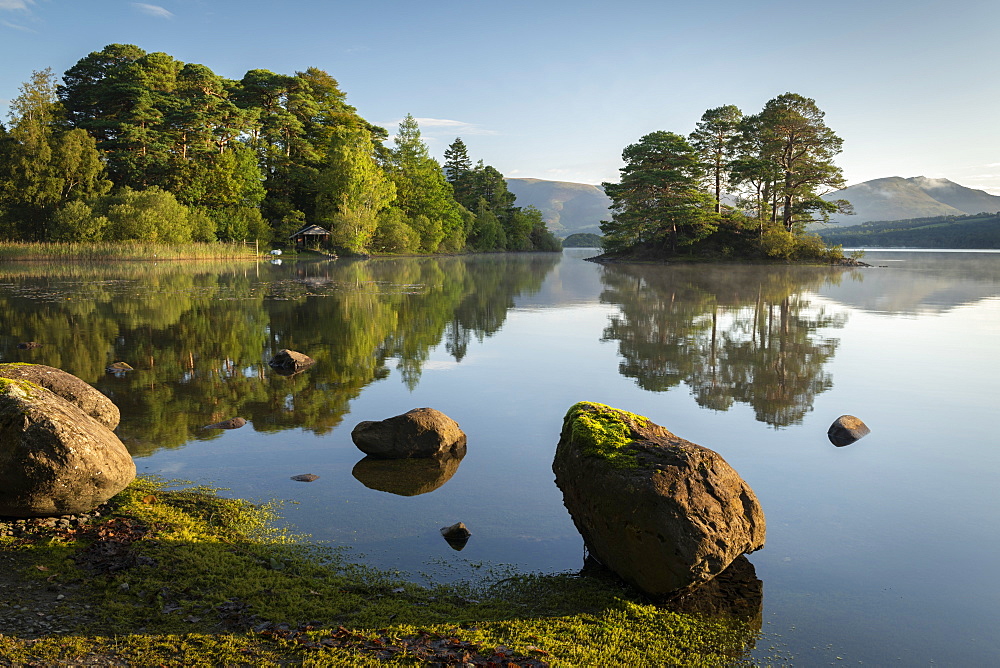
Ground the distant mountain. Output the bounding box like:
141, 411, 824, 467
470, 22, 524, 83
505, 178, 611, 238
822, 176, 1000, 225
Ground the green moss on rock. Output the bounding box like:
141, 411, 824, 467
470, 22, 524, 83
565, 401, 651, 469
0, 376, 43, 399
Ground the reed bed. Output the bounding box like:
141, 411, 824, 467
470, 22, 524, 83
0, 241, 261, 261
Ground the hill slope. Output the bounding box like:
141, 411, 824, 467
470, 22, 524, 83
505, 178, 611, 237
823, 176, 1000, 224
818, 212, 1000, 248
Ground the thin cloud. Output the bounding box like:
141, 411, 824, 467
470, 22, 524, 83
1, 19, 33, 30
132, 3, 173, 19
379, 117, 498, 136
0, 0, 32, 11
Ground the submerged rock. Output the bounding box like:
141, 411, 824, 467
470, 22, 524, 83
16, 342, 42, 350
828, 415, 871, 446
351, 408, 466, 459
268, 349, 315, 375
440, 522, 471, 551
553, 401, 765, 597
204, 417, 247, 430
352, 452, 464, 496
0, 363, 120, 430
106, 362, 133, 376
290, 474, 319, 482
0, 378, 135, 517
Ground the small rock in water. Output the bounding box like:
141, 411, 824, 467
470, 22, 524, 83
17, 342, 42, 350
203, 417, 247, 430
106, 362, 134, 375
440, 522, 471, 551
290, 474, 319, 482
828, 415, 870, 447
268, 349, 315, 375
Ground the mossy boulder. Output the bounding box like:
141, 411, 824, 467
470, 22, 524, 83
0, 378, 135, 517
553, 402, 765, 597
0, 363, 120, 430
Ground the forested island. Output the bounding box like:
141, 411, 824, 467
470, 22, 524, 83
0, 44, 560, 255
596, 94, 852, 263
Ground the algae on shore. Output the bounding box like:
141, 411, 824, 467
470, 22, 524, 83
0, 476, 760, 666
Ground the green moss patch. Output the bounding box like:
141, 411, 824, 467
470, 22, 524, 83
0, 475, 760, 665
565, 401, 652, 469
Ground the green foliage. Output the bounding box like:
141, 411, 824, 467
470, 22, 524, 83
602, 95, 847, 262
316, 125, 396, 253
562, 232, 604, 247
48, 201, 108, 242
387, 115, 464, 252
0, 46, 557, 255
602, 131, 720, 254
0, 69, 112, 240
102, 187, 197, 243
371, 206, 420, 253
689, 104, 743, 213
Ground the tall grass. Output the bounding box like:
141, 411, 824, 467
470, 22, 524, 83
0, 241, 260, 261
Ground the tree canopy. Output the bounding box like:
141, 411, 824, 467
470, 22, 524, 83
601, 93, 849, 262
0, 45, 560, 255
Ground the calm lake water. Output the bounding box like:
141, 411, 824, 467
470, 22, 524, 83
3, 249, 998, 665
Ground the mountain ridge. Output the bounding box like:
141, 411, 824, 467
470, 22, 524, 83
823, 176, 1000, 225
505, 178, 611, 238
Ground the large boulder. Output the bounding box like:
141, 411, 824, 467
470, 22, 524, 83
351, 408, 466, 459
0, 378, 135, 517
553, 402, 765, 597
0, 363, 120, 430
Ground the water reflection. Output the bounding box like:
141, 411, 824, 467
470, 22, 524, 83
599, 264, 848, 427
821, 252, 1000, 314
0, 255, 557, 456
352, 452, 466, 496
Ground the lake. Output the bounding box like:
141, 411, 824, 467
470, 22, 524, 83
3, 249, 998, 665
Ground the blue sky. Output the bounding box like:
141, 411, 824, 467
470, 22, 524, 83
2, 0, 998, 193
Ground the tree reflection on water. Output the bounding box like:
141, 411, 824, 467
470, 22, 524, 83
599, 263, 849, 427
0, 255, 558, 455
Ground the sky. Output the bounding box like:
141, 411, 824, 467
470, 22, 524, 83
1, 0, 998, 193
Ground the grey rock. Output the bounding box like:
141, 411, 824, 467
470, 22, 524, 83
351, 408, 466, 459
290, 474, 319, 482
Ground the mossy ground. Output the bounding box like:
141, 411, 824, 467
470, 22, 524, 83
0, 476, 760, 666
